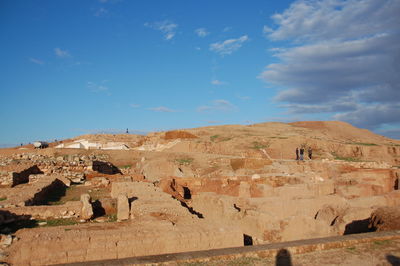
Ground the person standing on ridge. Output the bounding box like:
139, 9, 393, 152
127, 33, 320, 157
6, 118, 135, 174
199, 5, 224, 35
308, 147, 312, 160
299, 147, 304, 161
296, 148, 299, 160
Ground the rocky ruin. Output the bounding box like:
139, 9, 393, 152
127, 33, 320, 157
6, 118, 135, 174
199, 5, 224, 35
0, 121, 400, 265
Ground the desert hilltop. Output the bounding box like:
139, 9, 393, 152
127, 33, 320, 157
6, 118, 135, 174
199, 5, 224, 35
1, 121, 400, 265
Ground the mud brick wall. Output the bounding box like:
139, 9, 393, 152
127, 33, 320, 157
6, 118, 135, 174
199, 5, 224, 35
9, 223, 243, 265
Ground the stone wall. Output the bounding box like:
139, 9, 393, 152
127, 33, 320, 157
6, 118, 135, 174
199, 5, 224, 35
0, 165, 42, 187
0, 175, 67, 208
3, 201, 82, 219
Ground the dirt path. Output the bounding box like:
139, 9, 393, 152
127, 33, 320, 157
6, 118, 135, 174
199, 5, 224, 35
174, 239, 400, 265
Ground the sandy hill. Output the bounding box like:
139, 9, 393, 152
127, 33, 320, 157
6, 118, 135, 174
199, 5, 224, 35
2, 121, 400, 165
289, 121, 391, 143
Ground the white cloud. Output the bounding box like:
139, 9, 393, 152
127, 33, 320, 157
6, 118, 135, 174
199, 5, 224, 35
149, 106, 176, 112
195, 28, 209, 37
197, 99, 237, 113
145, 20, 178, 41
211, 79, 227, 85
260, 0, 400, 133
210, 35, 249, 56
268, 0, 400, 42
54, 48, 70, 58
29, 57, 44, 65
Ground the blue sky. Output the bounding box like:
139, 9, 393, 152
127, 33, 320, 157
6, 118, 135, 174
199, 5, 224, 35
1, 0, 399, 145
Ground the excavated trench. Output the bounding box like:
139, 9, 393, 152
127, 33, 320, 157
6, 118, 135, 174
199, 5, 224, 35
161, 162, 400, 246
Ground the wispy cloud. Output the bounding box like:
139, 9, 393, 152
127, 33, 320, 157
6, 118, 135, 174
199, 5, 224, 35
130, 104, 141, 108
262, 25, 273, 36
260, 0, 400, 132
145, 20, 178, 41
94, 7, 108, 17
148, 106, 176, 112
205, 120, 221, 124
195, 28, 209, 37
210, 35, 249, 56
236, 94, 251, 100
223, 27, 232, 32
197, 99, 237, 113
54, 48, 70, 58
29, 57, 44, 65
98, 0, 122, 3
87, 81, 109, 92
211, 79, 227, 85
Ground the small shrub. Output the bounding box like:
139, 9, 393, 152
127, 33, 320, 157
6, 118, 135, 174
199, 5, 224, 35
0, 197, 7, 201
346, 246, 358, 254
373, 240, 392, 245
119, 165, 132, 169
106, 214, 117, 222
348, 142, 378, 146
333, 153, 362, 162
210, 135, 231, 142
37, 218, 79, 227
175, 158, 193, 165
251, 141, 268, 150
210, 135, 219, 142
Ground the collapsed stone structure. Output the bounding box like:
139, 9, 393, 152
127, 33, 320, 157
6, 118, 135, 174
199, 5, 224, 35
0, 121, 400, 265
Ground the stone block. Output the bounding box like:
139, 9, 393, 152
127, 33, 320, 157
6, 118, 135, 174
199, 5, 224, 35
274, 184, 314, 199
256, 184, 274, 197
117, 194, 130, 221
239, 181, 251, 198
80, 193, 93, 220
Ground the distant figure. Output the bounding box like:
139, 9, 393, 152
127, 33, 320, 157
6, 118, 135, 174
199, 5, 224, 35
275, 248, 292, 266
126, 128, 129, 134
299, 148, 304, 160
20, 143, 23, 147
308, 147, 313, 160
295, 148, 299, 160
